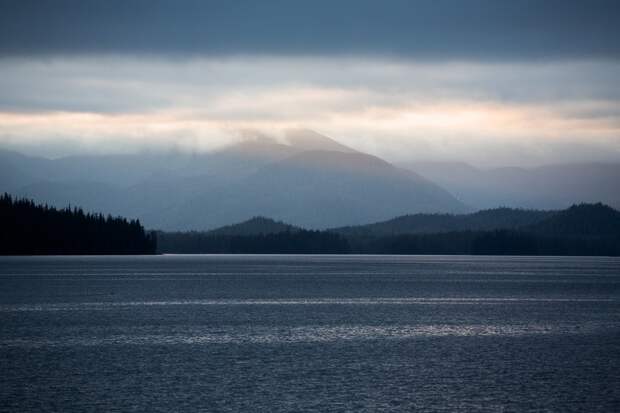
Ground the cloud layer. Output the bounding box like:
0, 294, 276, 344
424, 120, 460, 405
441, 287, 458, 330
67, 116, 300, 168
0, 1, 619, 166
0, 56, 619, 166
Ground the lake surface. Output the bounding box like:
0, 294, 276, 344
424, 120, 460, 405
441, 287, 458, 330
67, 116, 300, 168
1, 255, 619, 412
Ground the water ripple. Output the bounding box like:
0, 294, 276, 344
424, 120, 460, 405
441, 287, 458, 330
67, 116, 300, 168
1, 323, 613, 348
2, 297, 616, 312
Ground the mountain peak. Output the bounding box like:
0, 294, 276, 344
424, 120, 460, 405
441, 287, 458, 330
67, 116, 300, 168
283, 129, 357, 153
206, 216, 299, 236
218, 129, 356, 158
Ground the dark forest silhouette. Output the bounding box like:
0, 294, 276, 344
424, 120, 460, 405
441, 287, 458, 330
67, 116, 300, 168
2, 192, 618, 256
157, 204, 620, 256
0, 193, 156, 255
158, 229, 349, 254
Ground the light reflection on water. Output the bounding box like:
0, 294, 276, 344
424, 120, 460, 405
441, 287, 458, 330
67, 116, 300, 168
1, 255, 619, 412
1, 322, 614, 349
2, 296, 617, 312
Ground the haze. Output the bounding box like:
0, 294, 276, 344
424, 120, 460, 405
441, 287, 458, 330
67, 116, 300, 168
1, 0, 619, 167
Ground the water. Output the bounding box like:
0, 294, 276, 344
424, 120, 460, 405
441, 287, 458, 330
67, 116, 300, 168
1, 255, 619, 412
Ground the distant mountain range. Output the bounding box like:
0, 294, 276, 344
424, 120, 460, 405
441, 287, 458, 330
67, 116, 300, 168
2, 129, 619, 230
184, 204, 618, 238
157, 203, 620, 256
0, 129, 466, 230
402, 161, 620, 211
332, 208, 555, 237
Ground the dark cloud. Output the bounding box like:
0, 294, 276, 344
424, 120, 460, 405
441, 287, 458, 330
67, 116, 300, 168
1, 0, 619, 59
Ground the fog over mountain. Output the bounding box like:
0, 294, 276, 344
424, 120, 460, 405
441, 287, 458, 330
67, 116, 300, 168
170, 149, 465, 229
1, 1, 619, 189
3, 128, 618, 230
1, 129, 469, 230
404, 161, 620, 211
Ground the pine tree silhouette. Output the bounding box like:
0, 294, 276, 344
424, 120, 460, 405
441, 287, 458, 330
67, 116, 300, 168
0, 193, 156, 255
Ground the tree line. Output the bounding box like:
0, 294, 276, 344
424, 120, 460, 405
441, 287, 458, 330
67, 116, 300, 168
3, 194, 617, 256
157, 229, 619, 256
0, 193, 156, 255
351, 229, 619, 256
157, 230, 349, 254
157, 203, 620, 256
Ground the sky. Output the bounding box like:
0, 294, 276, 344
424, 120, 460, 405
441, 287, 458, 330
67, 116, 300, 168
0, 0, 619, 166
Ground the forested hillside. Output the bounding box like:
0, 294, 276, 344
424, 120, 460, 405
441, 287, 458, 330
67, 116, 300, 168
157, 229, 349, 254
0, 194, 156, 255
157, 204, 620, 256
333, 207, 553, 237
206, 217, 299, 236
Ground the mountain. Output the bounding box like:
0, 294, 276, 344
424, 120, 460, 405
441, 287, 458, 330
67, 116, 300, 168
0, 149, 192, 191
283, 129, 357, 153
158, 203, 620, 256
528, 203, 620, 237
403, 161, 620, 210
211, 204, 619, 239
0, 150, 55, 191
167, 150, 467, 229
14, 180, 125, 216
1, 130, 466, 230
333, 207, 554, 237
207, 217, 299, 236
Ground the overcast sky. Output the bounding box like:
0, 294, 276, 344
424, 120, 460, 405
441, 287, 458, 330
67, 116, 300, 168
1, 0, 619, 166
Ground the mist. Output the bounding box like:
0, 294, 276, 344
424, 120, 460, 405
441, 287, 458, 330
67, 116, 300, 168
1, 56, 619, 167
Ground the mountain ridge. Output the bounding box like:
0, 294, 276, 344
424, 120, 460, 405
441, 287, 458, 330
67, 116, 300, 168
403, 161, 620, 210
165, 149, 467, 230
3, 130, 618, 230
331, 207, 555, 237
156, 203, 620, 256
2, 130, 467, 230
197, 203, 619, 238
207, 216, 299, 236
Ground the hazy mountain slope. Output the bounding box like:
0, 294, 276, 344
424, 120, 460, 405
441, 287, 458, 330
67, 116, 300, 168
126, 132, 363, 228
2, 130, 462, 230
284, 129, 357, 153
1, 130, 351, 188
0, 131, 336, 213
0, 150, 189, 189
0, 150, 55, 192
404, 161, 620, 210
168, 150, 468, 230
192, 138, 302, 180
333, 207, 554, 237
49, 153, 190, 187
12, 180, 125, 215
0, 131, 310, 190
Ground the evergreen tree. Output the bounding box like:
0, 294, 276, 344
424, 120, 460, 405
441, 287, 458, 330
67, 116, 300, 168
0, 193, 157, 255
